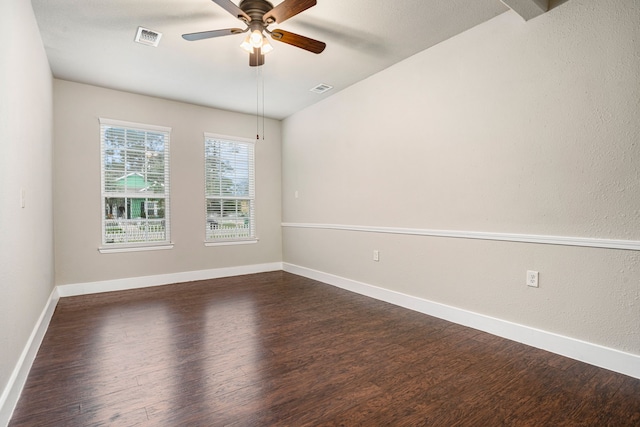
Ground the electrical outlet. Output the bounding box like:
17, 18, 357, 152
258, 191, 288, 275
373, 250, 380, 262
527, 270, 539, 287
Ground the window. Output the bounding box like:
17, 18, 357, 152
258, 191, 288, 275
100, 118, 171, 250
204, 133, 256, 244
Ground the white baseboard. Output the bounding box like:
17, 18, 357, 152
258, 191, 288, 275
57, 262, 283, 297
283, 262, 640, 380
0, 288, 60, 427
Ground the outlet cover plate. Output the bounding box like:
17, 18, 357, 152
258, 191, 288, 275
527, 270, 539, 287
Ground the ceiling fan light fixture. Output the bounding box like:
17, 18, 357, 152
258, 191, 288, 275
240, 35, 254, 53
261, 38, 274, 54
241, 32, 273, 55
249, 30, 264, 48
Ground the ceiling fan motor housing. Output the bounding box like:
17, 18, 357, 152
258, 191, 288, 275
239, 0, 275, 24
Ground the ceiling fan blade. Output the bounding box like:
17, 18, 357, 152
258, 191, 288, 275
270, 29, 326, 54
249, 47, 265, 67
211, 0, 251, 22
182, 28, 245, 41
263, 0, 316, 24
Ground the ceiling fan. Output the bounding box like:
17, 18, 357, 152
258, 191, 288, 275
182, 0, 326, 66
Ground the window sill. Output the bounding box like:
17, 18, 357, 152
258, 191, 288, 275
204, 239, 258, 247
98, 243, 174, 254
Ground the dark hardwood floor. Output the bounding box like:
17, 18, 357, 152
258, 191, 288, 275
9, 271, 640, 426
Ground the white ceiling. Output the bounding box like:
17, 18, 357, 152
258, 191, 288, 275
31, 0, 509, 120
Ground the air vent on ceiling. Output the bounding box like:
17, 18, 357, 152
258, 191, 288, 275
310, 84, 333, 94
135, 27, 162, 47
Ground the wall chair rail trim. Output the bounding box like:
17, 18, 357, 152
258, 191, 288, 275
281, 223, 640, 251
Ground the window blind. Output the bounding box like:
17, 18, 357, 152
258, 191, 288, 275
100, 118, 171, 247
204, 133, 255, 242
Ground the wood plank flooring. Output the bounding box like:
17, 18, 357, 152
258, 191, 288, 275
9, 271, 640, 426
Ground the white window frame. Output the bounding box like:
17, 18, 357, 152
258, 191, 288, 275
204, 133, 257, 246
99, 118, 172, 253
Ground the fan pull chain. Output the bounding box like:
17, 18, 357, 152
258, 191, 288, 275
256, 65, 260, 141
262, 65, 265, 141
255, 64, 266, 141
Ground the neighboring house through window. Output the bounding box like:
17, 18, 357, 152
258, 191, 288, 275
100, 118, 171, 250
204, 133, 256, 244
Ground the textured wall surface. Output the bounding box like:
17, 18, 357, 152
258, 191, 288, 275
0, 0, 54, 410
282, 0, 640, 354
53, 80, 282, 286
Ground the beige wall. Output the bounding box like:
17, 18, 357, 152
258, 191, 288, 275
282, 0, 640, 354
0, 0, 54, 409
53, 80, 282, 285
